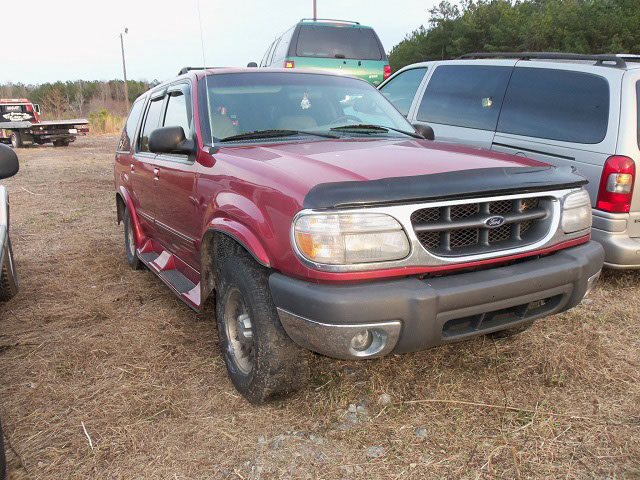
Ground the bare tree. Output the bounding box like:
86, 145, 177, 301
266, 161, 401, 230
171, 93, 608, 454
40, 87, 71, 119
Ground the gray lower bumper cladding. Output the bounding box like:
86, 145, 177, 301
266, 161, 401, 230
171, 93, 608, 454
270, 241, 604, 360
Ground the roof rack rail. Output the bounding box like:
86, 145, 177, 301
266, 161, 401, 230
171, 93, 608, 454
300, 18, 360, 25
458, 52, 627, 68
178, 66, 224, 75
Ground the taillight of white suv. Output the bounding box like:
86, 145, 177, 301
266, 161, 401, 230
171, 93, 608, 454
596, 155, 635, 213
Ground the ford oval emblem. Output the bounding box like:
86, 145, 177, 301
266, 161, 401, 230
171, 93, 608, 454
484, 216, 505, 228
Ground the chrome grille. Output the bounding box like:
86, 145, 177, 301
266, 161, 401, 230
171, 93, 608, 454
410, 196, 551, 256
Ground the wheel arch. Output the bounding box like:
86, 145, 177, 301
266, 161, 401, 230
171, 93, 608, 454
200, 223, 272, 305
115, 187, 146, 248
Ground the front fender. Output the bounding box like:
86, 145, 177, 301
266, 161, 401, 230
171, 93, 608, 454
205, 217, 272, 267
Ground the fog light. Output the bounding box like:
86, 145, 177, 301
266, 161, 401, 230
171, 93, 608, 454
350, 330, 373, 351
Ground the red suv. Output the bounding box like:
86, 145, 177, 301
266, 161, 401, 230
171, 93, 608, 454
115, 68, 603, 403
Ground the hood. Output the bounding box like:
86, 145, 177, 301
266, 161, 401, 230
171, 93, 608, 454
216, 138, 584, 208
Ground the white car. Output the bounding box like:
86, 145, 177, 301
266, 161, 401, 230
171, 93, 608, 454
0, 144, 18, 302
0, 143, 18, 480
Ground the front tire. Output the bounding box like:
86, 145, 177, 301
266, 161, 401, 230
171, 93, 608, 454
10, 131, 22, 149
216, 255, 308, 403
123, 206, 143, 270
0, 238, 18, 302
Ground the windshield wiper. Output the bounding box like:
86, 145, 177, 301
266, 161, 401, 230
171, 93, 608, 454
330, 124, 423, 139
219, 129, 338, 142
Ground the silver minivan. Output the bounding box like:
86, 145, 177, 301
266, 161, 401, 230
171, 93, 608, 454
379, 53, 640, 269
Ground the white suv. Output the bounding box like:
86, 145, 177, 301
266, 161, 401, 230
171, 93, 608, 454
379, 53, 640, 269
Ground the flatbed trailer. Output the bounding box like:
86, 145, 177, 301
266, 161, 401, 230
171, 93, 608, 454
0, 98, 89, 148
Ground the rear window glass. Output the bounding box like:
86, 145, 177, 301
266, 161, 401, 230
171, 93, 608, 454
118, 98, 144, 152
380, 67, 428, 116
416, 65, 512, 131
497, 68, 609, 144
1, 105, 25, 113
296, 25, 382, 60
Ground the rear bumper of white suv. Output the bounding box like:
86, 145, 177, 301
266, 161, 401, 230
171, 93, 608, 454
592, 210, 640, 268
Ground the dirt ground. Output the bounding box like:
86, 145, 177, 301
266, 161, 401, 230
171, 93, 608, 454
0, 135, 638, 479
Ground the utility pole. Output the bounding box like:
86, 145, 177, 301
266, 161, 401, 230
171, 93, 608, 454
120, 28, 129, 110
313, 0, 316, 20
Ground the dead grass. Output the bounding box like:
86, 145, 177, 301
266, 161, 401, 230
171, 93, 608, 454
0, 136, 638, 479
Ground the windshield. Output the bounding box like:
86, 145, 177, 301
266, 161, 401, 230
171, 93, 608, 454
201, 72, 414, 142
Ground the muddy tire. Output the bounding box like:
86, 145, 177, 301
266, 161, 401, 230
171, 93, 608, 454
0, 238, 18, 302
216, 255, 308, 403
488, 322, 533, 339
123, 206, 143, 270
10, 131, 22, 149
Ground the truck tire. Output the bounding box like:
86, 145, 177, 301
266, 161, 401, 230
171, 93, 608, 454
10, 131, 22, 149
123, 206, 143, 270
0, 238, 18, 302
0, 418, 6, 480
53, 139, 70, 147
216, 255, 308, 403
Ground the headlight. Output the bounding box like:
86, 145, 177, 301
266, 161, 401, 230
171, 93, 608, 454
294, 213, 410, 265
562, 189, 592, 233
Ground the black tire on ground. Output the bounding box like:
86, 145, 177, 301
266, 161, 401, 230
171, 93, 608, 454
487, 322, 533, 339
10, 131, 22, 149
0, 238, 19, 302
53, 139, 70, 147
216, 255, 309, 403
0, 418, 6, 480
123, 206, 143, 270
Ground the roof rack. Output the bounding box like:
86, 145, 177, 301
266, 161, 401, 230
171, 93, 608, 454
458, 52, 627, 68
300, 18, 360, 25
177, 66, 224, 75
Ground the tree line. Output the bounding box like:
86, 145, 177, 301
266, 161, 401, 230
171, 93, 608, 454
388, 0, 640, 71
0, 80, 156, 120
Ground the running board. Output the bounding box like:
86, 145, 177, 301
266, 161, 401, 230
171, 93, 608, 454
136, 243, 201, 311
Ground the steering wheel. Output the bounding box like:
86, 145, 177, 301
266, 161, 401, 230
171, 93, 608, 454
333, 115, 362, 125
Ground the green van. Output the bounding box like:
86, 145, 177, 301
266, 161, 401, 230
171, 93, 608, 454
257, 19, 391, 86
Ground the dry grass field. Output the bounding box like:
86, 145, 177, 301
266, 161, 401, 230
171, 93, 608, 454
0, 136, 638, 479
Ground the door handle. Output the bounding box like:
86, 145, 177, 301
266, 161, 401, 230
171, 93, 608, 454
130, 163, 135, 173
153, 168, 160, 180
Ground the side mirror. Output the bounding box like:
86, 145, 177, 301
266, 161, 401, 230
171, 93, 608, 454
0, 144, 19, 179
412, 123, 435, 141
148, 126, 194, 155
33, 104, 41, 115
247, 62, 258, 68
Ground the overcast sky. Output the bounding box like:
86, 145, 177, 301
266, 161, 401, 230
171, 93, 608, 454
2, 0, 438, 85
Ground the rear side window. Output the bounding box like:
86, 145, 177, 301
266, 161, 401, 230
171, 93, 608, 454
380, 67, 428, 116
497, 68, 609, 144
138, 97, 164, 153
163, 91, 191, 136
416, 65, 511, 131
118, 98, 145, 152
295, 25, 382, 60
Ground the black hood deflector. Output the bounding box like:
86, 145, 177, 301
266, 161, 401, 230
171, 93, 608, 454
303, 166, 587, 209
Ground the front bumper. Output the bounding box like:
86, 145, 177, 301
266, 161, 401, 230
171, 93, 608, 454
270, 241, 604, 359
